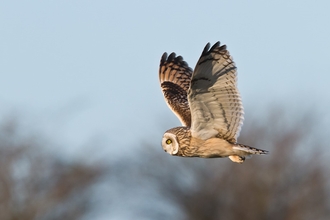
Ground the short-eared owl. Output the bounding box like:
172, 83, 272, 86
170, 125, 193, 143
159, 41, 268, 163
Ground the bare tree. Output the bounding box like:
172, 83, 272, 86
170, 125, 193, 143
129, 110, 330, 220
1, 109, 328, 220
0, 119, 104, 220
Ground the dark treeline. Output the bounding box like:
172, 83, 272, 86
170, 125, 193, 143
123, 110, 330, 220
0, 110, 329, 220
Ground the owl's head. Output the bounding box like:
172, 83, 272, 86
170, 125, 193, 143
162, 132, 179, 155
161, 126, 191, 156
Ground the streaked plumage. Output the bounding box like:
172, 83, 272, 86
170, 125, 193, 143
159, 41, 268, 163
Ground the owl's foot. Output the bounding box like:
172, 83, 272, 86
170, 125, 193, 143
229, 155, 245, 163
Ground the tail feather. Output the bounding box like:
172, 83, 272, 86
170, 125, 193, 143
233, 144, 269, 155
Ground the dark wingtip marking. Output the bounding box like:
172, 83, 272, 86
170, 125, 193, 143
161, 52, 168, 62
168, 52, 176, 61
202, 42, 211, 54
175, 55, 183, 62
262, 149, 270, 154
160, 51, 192, 74
219, 44, 227, 51
202, 41, 226, 56
161, 52, 185, 63
202, 41, 229, 56
210, 41, 220, 51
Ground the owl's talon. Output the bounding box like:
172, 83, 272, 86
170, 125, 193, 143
229, 155, 245, 163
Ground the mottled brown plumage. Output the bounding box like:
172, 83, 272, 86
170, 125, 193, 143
159, 42, 268, 163
159, 53, 192, 126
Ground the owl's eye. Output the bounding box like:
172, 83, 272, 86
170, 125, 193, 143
166, 139, 172, 145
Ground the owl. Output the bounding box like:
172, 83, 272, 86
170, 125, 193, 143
159, 41, 268, 163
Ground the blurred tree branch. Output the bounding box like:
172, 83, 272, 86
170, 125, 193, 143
127, 109, 330, 220
1, 109, 328, 220
0, 119, 104, 220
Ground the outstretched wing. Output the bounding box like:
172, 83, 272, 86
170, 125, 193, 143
159, 52, 192, 127
188, 42, 244, 143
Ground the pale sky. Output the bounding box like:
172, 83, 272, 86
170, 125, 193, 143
1, 0, 329, 160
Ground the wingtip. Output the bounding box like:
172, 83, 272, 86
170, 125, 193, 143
202, 42, 211, 54
160, 52, 191, 72
161, 52, 168, 62
161, 52, 180, 64
210, 41, 221, 51
175, 55, 183, 62
202, 41, 225, 55
262, 149, 270, 155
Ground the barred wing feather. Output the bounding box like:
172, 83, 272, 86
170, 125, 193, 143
159, 52, 193, 127
188, 42, 244, 142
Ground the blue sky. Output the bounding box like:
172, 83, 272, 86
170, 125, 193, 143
1, 0, 329, 160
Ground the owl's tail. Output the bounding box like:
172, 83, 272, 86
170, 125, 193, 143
229, 144, 268, 163
233, 144, 269, 155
